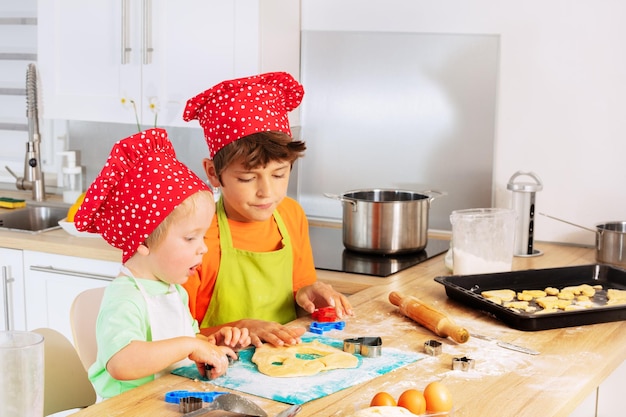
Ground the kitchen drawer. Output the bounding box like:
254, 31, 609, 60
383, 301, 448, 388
23, 250, 118, 344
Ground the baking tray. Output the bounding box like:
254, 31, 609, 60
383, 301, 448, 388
434, 264, 626, 331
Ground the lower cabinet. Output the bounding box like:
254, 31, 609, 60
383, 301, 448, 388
569, 359, 626, 417
23, 250, 118, 344
0, 247, 26, 331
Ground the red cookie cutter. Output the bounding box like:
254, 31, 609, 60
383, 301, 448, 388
312, 307, 338, 322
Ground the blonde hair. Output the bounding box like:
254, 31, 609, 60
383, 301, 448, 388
144, 190, 214, 249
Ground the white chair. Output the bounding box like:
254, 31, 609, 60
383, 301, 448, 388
70, 287, 105, 371
32, 328, 97, 416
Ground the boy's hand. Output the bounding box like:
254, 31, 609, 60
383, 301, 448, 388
190, 343, 234, 379
207, 326, 251, 349
295, 281, 354, 319
238, 319, 306, 347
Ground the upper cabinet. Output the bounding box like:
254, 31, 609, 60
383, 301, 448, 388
37, 0, 300, 128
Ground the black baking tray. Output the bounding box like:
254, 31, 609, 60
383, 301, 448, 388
434, 264, 626, 331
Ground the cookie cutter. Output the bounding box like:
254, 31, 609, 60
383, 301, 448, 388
312, 307, 338, 322
309, 320, 345, 334
343, 336, 382, 358
204, 353, 239, 377
165, 390, 227, 405
179, 396, 202, 413
452, 356, 475, 371
424, 339, 443, 356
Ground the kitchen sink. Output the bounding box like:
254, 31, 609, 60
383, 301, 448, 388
0, 205, 68, 233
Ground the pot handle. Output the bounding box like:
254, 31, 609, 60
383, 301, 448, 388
421, 189, 447, 203
323, 193, 357, 210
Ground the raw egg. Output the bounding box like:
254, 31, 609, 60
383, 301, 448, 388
397, 389, 427, 414
369, 391, 397, 407
423, 381, 453, 413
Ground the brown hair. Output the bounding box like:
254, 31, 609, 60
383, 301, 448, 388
144, 190, 214, 249
212, 131, 306, 179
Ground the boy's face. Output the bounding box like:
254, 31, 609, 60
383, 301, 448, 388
204, 158, 291, 222
145, 196, 214, 284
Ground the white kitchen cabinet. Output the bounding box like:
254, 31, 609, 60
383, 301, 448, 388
0, 248, 26, 331
37, 0, 300, 128
23, 250, 118, 344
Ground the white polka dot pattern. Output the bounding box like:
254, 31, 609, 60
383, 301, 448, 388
183, 72, 304, 158
74, 128, 210, 262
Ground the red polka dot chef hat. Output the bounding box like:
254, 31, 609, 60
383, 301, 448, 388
74, 128, 210, 262
183, 71, 304, 158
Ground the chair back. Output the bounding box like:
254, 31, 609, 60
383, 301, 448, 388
70, 287, 105, 371
32, 328, 96, 416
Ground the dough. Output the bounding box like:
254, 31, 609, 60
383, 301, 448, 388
251, 340, 359, 377
521, 289, 547, 298
607, 288, 626, 305
349, 406, 416, 416
481, 289, 516, 302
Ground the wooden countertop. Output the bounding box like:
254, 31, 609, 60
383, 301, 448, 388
66, 241, 622, 417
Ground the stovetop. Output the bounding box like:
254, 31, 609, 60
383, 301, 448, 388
309, 225, 449, 277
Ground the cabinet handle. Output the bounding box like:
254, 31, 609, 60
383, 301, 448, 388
142, 0, 153, 65
2, 266, 15, 330
121, 0, 132, 64
29, 266, 115, 282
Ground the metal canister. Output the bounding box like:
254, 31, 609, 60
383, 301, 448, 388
507, 171, 543, 257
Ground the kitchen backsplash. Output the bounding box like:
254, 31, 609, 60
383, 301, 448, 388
67, 121, 301, 202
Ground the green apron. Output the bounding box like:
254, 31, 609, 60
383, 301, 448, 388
201, 198, 297, 327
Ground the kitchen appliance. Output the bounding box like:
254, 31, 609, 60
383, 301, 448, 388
325, 189, 444, 254
507, 171, 543, 257
309, 224, 449, 277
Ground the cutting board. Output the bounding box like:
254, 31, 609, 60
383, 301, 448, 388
172, 333, 425, 405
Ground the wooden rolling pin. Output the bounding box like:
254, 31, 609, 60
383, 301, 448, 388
389, 291, 469, 343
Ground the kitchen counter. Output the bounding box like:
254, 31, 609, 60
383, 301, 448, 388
0, 190, 122, 261
66, 241, 622, 417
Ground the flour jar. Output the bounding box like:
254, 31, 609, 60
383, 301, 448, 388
450, 208, 516, 275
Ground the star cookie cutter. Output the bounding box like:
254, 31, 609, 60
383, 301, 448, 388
452, 356, 475, 371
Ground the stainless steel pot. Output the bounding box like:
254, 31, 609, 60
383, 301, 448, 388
596, 222, 626, 268
540, 213, 626, 268
325, 189, 445, 254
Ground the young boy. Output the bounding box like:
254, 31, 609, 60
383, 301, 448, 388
182, 72, 353, 347
74, 128, 250, 398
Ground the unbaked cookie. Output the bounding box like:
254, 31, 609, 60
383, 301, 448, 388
251, 340, 359, 377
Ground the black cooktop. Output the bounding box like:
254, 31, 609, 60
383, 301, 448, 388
309, 225, 449, 277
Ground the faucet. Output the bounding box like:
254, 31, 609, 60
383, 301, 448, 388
5, 63, 46, 202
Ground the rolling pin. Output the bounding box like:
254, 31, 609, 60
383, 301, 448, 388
389, 291, 469, 343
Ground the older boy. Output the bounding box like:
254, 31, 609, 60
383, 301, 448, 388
183, 72, 353, 347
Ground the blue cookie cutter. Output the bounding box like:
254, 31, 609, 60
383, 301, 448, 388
165, 390, 228, 404
309, 320, 346, 334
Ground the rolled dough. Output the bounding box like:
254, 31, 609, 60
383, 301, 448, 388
251, 340, 359, 377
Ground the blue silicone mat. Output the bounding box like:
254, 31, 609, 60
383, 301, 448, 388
172, 333, 425, 405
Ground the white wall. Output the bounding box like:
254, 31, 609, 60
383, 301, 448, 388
303, 0, 626, 246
